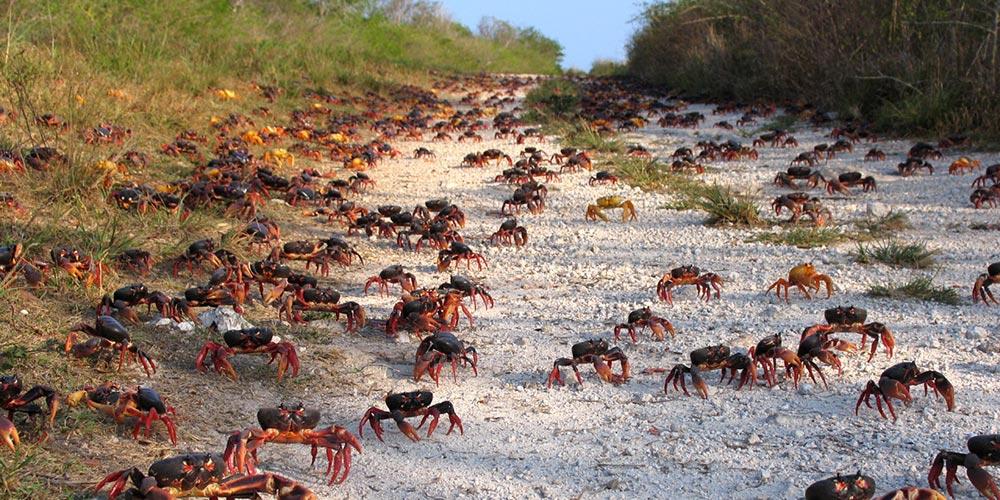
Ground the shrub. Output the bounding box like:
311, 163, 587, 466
853, 240, 938, 269
868, 276, 961, 305
626, 0, 1000, 141
523, 79, 581, 123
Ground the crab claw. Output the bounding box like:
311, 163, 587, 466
414, 352, 437, 384
0, 417, 20, 451
129, 345, 157, 376
358, 408, 388, 442
921, 371, 955, 411
967, 454, 1000, 499
545, 365, 564, 388
262, 281, 287, 305
592, 358, 624, 384
224, 430, 250, 473
396, 418, 421, 442
418, 401, 463, 437
94, 467, 135, 500
195, 342, 237, 380
689, 369, 709, 399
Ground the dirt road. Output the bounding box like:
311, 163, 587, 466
211, 89, 1000, 499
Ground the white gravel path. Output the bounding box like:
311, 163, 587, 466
241, 89, 1000, 500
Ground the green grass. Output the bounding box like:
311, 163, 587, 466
868, 276, 962, 305
746, 114, 799, 137
605, 155, 760, 226
751, 227, 850, 248
750, 211, 911, 249
523, 79, 581, 124
853, 239, 938, 269
689, 184, 763, 227
853, 211, 911, 236
556, 122, 624, 153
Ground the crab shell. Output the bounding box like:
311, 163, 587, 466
257, 404, 321, 432
385, 391, 433, 412
805, 472, 876, 500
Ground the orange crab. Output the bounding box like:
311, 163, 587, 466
586, 196, 637, 222
263, 148, 294, 167
766, 263, 834, 302
948, 156, 981, 175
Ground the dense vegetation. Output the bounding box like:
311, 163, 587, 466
627, 0, 1000, 142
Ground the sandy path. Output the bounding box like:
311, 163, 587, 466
239, 91, 1000, 500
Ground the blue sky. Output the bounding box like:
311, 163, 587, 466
438, 0, 646, 70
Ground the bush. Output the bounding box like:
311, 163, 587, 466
751, 227, 850, 248
552, 122, 623, 153
589, 59, 627, 78
853, 240, 938, 269
627, 0, 1000, 142
854, 211, 911, 236
691, 184, 762, 227
868, 276, 961, 305
523, 78, 581, 123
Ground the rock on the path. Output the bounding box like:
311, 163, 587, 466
149, 317, 196, 332
977, 338, 1000, 353
198, 306, 253, 332
967, 326, 989, 340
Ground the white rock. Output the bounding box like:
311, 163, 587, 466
176, 321, 196, 332
977, 340, 1000, 353
797, 383, 814, 396
148, 318, 175, 327
968, 327, 989, 340
198, 307, 253, 332
768, 414, 794, 427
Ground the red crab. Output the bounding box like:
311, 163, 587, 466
225, 404, 362, 485
973, 262, 1000, 305
929, 434, 1000, 499
364, 264, 417, 296
171, 239, 224, 277
800, 305, 895, 362
414, 331, 478, 385
546, 339, 629, 387
855, 361, 954, 420
664, 345, 756, 399
613, 307, 675, 343
0, 375, 59, 450
66, 383, 177, 444
656, 265, 723, 304
359, 391, 463, 442
489, 218, 528, 247
195, 327, 299, 382
437, 242, 487, 272
278, 287, 366, 331
95, 453, 317, 500
50, 246, 109, 288
66, 316, 156, 376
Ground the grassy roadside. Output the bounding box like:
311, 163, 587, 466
0, 1, 563, 496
